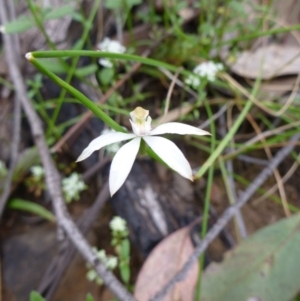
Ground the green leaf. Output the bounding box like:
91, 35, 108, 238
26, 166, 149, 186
119, 239, 131, 284
105, 0, 123, 9
13, 147, 40, 181
228, 1, 246, 14
86, 293, 95, 301
44, 5, 75, 20
105, 0, 142, 9
201, 213, 300, 301
29, 291, 46, 301
126, 0, 142, 7
2, 5, 75, 34
120, 263, 130, 284
75, 64, 98, 77
7, 199, 56, 222
121, 239, 130, 260
98, 68, 115, 86
37, 58, 67, 74
2, 15, 34, 34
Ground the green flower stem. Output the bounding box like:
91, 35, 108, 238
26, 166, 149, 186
27, 55, 126, 133
28, 50, 192, 77
139, 139, 147, 156
195, 99, 216, 301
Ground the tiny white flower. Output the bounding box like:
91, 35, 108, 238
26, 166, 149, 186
185, 61, 223, 88
76, 107, 210, 196
97, 37, 126, 68
110, 216, 127, 233
86, 270, 98, 281
184, 74, 201, 88
30, 165, 45, 179
105, 256, 118, 270
96, 249, 107, 261
62, 172, 87, 203
94, 248, 118, 269
87, 248, 118, 285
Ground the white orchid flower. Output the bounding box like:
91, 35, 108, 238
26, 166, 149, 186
76, 107, 210, 196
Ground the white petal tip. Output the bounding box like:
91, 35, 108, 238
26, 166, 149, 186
75, 155, 84, 163
0, 25, 5, 33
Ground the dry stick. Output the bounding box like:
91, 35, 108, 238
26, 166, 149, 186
224, 120, 300, 159
159, 68, 182, 124
0, 2, 135, 301
238, 155, 269, 166
151, 133, 300, 301
242, 107, 290, 216
254, 151, 300, 205
219, 111, 247, 239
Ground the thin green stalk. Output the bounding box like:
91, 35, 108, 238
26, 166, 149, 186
26, 0, 56, 50
32, 89, 54, 129
28, 50, 191, 76
195, 99, 216, 301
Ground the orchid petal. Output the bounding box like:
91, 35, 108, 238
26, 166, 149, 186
109, 137, 141, 196
76, 132, 136, 162
150, 122, 210, 136
143, 136, 193, 180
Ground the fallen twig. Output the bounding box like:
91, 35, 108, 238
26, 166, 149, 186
219, 112, 247, 239
151, 132, 300, 301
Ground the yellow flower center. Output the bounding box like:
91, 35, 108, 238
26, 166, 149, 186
131, 107, 149, 124
129, 107, 152, 136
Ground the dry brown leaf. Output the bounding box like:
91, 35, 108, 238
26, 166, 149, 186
134, 224, 198, 301
256, 77, 298, 99
221, 0, 300, 80
227, 44, 300, 79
